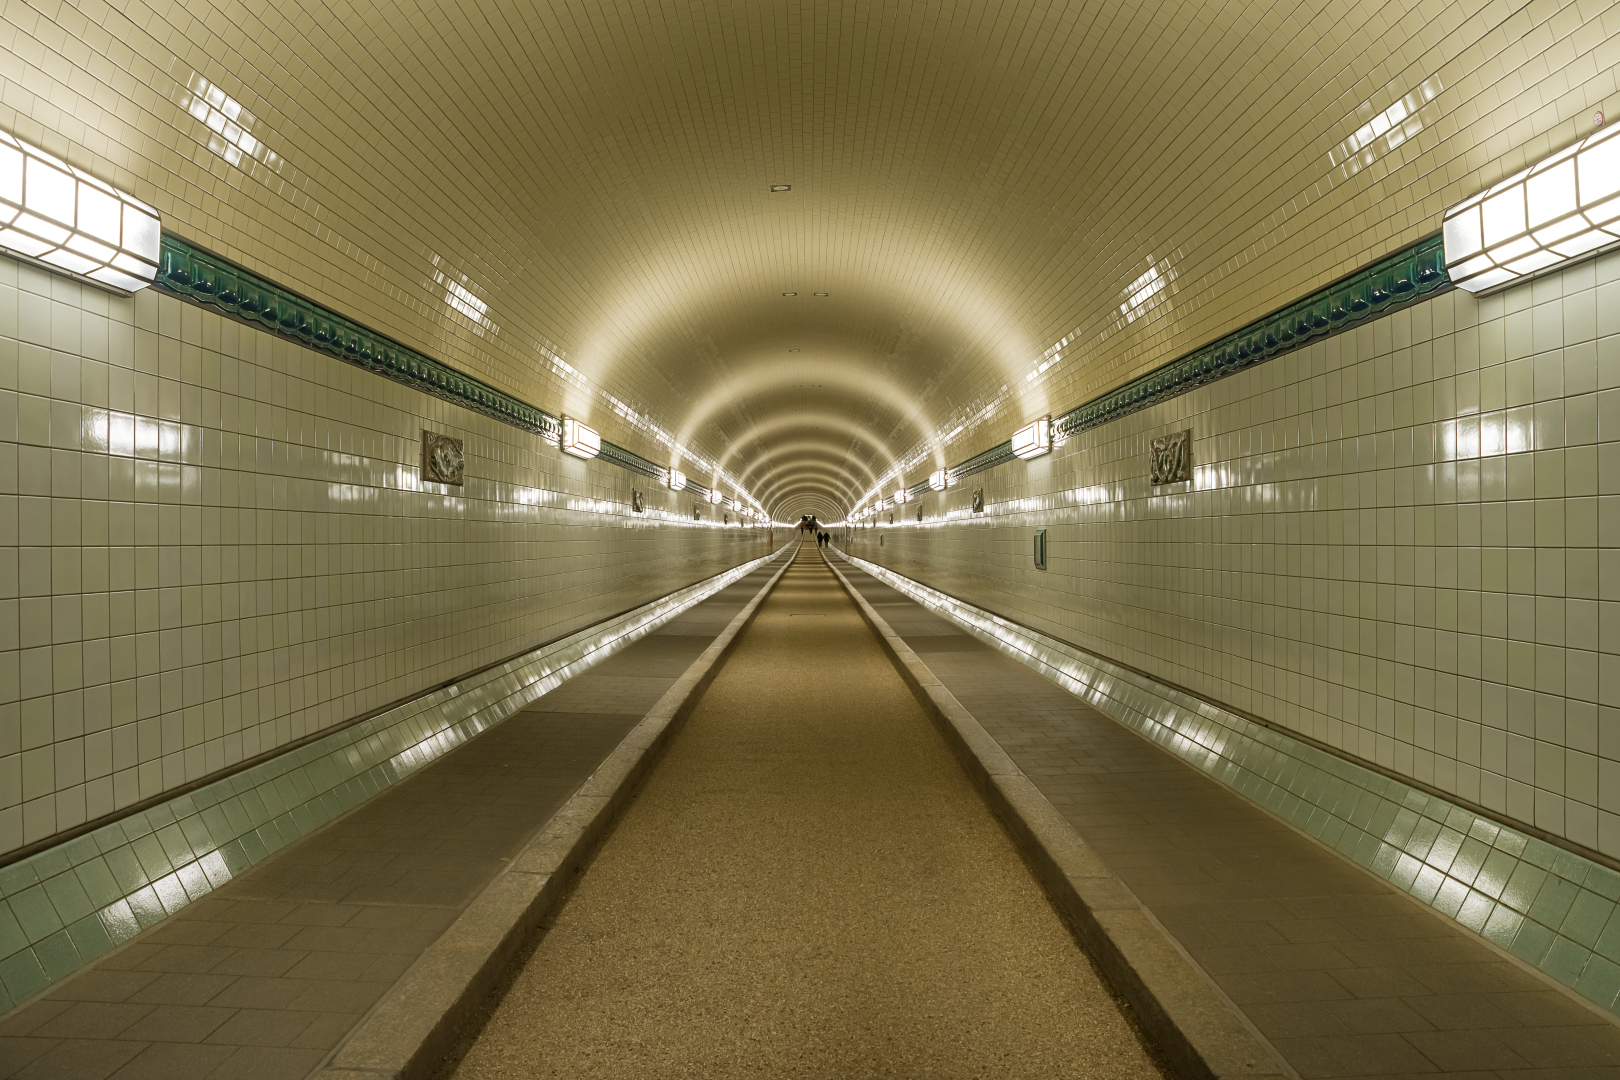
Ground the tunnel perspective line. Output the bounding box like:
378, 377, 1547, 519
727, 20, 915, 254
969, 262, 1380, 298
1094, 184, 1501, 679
451, 540, 1164, 1080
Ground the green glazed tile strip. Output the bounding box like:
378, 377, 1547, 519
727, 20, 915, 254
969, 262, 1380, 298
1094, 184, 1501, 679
0, 548, 785, 1014
598, 440, 666, 482
1052, 235, 1448, 440
156, 236, 561, 443
948, 441, 1016, 485
842, 551, 1620, 1019
928, 236, 1450, 491
153, 235, 677, 485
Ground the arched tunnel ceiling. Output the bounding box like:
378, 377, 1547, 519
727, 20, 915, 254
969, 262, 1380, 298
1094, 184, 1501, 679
8, 0, 1607, 519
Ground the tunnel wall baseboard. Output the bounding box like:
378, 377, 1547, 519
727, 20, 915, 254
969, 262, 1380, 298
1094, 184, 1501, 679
0, 543, 791, 1014
835, 547, 1620, 1020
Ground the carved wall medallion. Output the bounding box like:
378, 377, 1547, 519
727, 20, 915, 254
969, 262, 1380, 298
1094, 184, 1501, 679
632, 489, 644, 512
971, 488, 984, 513
1150, 429, 1193, 485
915, 504, 923, 522
693, 504, 701, 520
421, 430, 464, 486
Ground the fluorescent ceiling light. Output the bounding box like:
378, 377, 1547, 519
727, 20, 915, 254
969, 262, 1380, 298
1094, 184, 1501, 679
667, 469, 687, 490
1011, 417, 1051, 460
929, 470, 950, 491
561, 417, 600, 459
1444, 123, 1620, 292
0, 131, 161, 291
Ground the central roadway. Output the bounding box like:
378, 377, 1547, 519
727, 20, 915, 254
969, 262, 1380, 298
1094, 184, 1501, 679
453, 541, 1162, 1079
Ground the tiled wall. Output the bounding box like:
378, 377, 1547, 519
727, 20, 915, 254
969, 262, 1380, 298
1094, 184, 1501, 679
4, 1, 1614, 479
0, 253, 776, 857
848, 249, 1620, 858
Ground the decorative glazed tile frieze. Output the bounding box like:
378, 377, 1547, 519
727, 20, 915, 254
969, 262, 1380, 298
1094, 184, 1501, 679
1051, 235, 1448, 443
935, 236, 1450, 491
154, 235, 671, 485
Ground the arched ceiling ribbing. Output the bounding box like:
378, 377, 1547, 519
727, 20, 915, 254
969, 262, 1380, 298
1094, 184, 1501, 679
6, 0, 1607, 514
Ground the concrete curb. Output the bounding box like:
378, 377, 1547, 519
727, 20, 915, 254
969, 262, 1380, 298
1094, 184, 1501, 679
822, 551, 1290, 1080
314, 543, 800, 1080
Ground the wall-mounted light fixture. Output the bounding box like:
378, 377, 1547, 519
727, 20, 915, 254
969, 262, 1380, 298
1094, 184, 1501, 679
707, 487, 722, 503
1444, 123, 1620, 292
561, 417, 600, 459
667, 469, 687, 491
929, 470, 950, 491
0, 131, 162, 291
894, 488, 910, 504
1011, 417, 1051, 460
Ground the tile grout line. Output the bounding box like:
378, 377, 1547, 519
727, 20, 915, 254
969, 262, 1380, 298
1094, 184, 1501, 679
312, 542, 800, 1080
820, 547, 1291, 1080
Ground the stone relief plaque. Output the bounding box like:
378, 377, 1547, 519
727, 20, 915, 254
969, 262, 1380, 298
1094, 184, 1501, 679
421, 430, 464, 486
632, 489, 644, 512
915, 504, 923, 522
972, 488, 984, 513
1150, 429, 1192, 485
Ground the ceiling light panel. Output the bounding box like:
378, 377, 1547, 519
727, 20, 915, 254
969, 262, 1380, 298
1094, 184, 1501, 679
1443, 124, 1620, 292
0, 132, 162, 291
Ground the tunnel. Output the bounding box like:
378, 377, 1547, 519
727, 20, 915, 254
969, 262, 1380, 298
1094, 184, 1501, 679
0, 1, 1619, 1077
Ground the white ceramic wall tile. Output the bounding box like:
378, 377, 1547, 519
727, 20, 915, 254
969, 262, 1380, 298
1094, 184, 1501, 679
0, 252, 781, 857
847, 249, 1620, 859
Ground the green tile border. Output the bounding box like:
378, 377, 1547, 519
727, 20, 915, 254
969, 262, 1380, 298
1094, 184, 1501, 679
842, 550, 1620, 1019
0, 546, 788, 1014
152, 235, 696, 494
910, 236, 1450, 499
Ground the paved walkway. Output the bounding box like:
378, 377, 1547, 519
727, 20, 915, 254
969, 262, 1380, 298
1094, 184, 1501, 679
828, 550, 1620, 1080
0, 556, 787, 1080
453, 542, 1163, 1080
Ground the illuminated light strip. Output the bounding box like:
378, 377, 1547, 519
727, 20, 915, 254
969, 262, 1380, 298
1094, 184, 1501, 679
0, 546, 791, 1011
1445, 123, 1620, 292
0, 131, 161, 291
834, 548, 1620, 1019
562, 416, 601, 459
